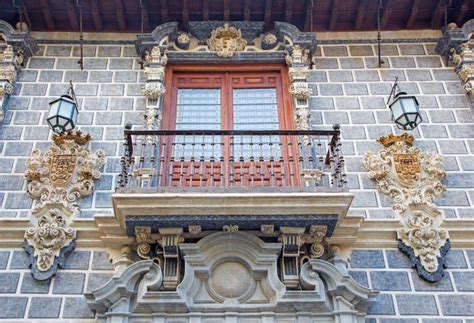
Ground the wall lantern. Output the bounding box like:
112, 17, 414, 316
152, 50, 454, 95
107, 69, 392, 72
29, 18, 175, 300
47, 81, 79, 134
387, 77, 422, 131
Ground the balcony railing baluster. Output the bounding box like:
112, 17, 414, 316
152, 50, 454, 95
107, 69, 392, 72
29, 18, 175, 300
119, 129, 345, 191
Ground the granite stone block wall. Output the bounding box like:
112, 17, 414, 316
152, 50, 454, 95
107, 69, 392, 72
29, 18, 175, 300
0, 249, 113, 319
349, 248, 474, 322
311, 43, 474, 220
0, 39, 473, 320
0, 44, 143, 218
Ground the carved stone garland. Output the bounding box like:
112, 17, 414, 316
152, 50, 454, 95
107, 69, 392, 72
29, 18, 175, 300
363, 133, 449, 282
24, 131, 105, 280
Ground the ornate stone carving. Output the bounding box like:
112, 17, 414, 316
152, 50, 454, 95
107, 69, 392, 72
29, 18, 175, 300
134, 226, 184, 290
363, 133, 449, 282
142, 46, 167, 132
450, 41, 474, 95
286, 45, 312, 133
24, 130, 105, 280
208, 23, 247, 58
0, 21, 38, 122
86, 235, 376, 322
436, 20, 474, 96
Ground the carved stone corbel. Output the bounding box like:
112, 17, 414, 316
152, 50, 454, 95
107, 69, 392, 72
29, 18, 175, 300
279, 226, 305, 288
134, 226, 184, 290
363, 133, 449, 282
0, 20, 38, 122
24, 130, 105, 280
157, 228, 184, 290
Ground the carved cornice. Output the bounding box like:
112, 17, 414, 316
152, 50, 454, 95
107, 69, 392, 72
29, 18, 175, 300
363, 133, 448, 282
24, 130, 105, 280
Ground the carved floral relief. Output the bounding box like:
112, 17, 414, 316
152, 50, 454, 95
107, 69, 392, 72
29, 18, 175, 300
24, 131, 105, 280
363, 133, 448, 282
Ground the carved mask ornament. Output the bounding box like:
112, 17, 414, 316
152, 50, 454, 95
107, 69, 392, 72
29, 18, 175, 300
24, 130, 105, 280
363, 133, 449, 282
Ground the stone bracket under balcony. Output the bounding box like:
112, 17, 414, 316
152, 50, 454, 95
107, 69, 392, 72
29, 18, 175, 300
113, 191, 353, 238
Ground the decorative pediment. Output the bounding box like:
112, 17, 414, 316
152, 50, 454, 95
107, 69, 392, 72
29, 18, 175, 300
363, 133, 449, 282
135, 21, 317, 64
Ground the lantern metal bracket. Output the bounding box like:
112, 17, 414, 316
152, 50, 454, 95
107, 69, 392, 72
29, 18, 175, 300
387, 77, 401, 105
68, 80, 79, 106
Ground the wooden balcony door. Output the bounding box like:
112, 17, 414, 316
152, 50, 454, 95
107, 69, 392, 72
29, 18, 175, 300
161, 67, 294, 187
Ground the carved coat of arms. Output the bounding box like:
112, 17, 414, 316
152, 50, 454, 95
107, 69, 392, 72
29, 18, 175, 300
208, 23, 247, 58
24, 131, 105, 280
392, 152, 421, 186
363, 133, 448, 282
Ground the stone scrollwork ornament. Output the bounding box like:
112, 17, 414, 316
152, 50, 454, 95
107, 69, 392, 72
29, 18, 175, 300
208, 23, 247, 58
363, 133, 449, 282
24, 130, 105, 280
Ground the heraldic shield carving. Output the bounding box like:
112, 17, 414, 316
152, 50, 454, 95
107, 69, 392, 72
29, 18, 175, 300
207, 23, 247, 58
363, 133, 449, 282
24, 130, 105, 280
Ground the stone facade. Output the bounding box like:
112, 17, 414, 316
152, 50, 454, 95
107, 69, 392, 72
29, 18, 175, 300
0, 29, 473, 321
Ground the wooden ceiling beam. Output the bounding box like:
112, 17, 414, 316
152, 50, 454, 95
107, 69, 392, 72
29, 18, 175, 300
89, 0, 103, 31
285, 0, 292, 23
380, 1, 392, 29
244, 0, 251, 21
406, 0, 420, 29
160, 0, 168, 23
328, 0, 339, 30
456, 0, 468, 25
114, 0, 126, 30
182, 0, 189, 27
431, 0, 446, 29
264, 0, 272, 30
66, 0, 79, 31
202, 0, 209, 21
355, 0, 368, 30
224, 0, 230, 21
303, 0, 313, 32
39, 0, 55, 30
141, 0, 150, 32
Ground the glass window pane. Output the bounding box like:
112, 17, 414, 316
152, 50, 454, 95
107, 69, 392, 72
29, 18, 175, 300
233, 88, 281, 159
174, 89, 221, 158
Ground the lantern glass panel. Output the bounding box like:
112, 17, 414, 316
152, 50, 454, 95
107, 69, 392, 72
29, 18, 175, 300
48, 94, 79, 134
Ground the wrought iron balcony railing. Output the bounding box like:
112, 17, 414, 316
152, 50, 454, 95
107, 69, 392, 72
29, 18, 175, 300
117, 128, 346, 191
